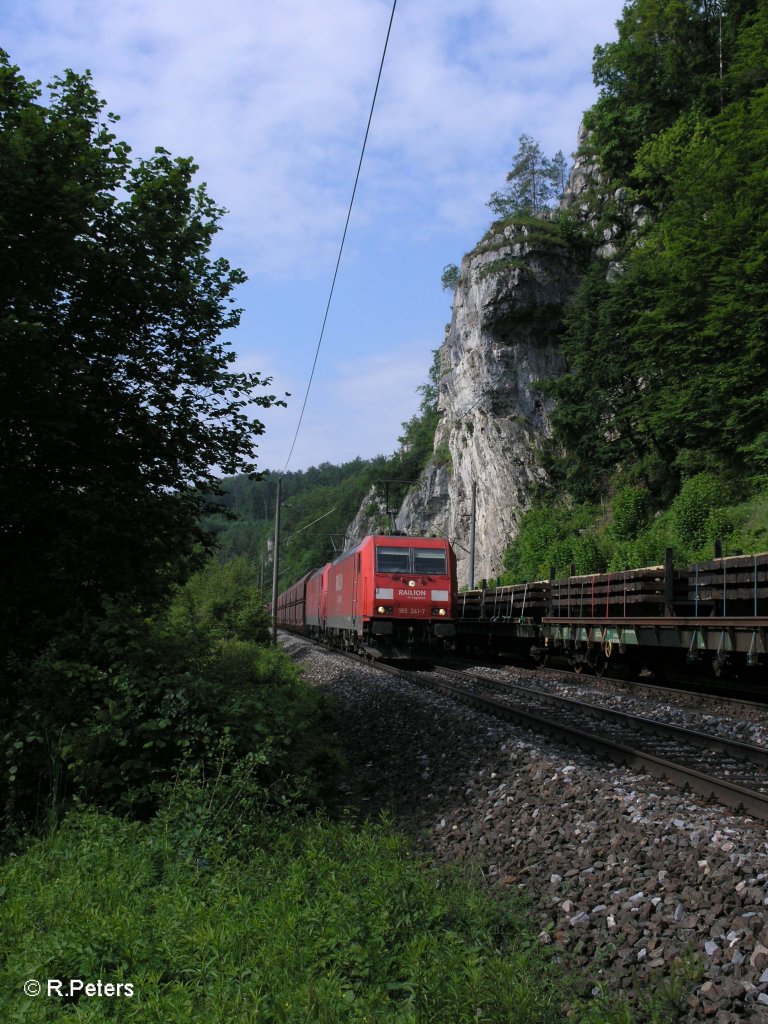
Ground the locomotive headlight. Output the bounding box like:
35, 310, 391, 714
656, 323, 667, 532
376, 605, 393, 614
377, 605, 385, 614
408, 579, 416, 588
431, 607, 448, 616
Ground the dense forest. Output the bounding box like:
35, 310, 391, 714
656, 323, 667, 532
502, 0, 768, 581
550, 0, 767, 493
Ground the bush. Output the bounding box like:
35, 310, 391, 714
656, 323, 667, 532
671, 473, 728, 549
166, 556, 270, 647
66, 642, 338, 818
0, 808, 576, 1023
610, 486, 649, 542
503, 502, 602, 582
1, 605, 341, 838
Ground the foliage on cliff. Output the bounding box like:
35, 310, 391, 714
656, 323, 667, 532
487, 133, 569, 217
504, 1, 768, 579
544, 0, 767, 504
502, 476, 768, 584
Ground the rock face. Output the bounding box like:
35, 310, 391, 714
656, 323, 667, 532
373, 217, 581, 586
346, 131, 601, 584
431, 220, 580, 585
345, 465, 451, 548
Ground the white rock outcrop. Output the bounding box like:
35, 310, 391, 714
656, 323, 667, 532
346, 133, 605, 584
407, 221, 579, 585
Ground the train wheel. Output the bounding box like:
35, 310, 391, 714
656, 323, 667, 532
594, 654, 608, 678
573, 660, 585, 674
712, 654, 732, 679
530, 645, 549, 669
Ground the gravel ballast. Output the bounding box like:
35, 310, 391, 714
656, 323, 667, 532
282, 634, 768, 1022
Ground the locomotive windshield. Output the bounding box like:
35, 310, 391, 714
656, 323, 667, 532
376, 547, 411, 572
413, 548, 447, 574
375, 546, 447, 575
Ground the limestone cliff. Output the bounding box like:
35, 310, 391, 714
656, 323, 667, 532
411, 220, 579, 585
345, 218, 581, 584
346, 131, 604, 585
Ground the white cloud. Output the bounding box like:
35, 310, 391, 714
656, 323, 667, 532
4, 0, 621, 278
2, 0, 624, 469
252, 337, 433, 470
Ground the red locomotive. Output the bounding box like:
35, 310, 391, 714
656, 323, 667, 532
277, 535, 457, 660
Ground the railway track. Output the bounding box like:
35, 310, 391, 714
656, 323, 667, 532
448, 651, 768, 713
280, 630, 768, 821
385, 658, 768, 822
440, 656, 768, 737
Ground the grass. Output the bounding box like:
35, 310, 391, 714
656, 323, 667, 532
1, 808, 577, 1023
0, 776, 707, 1024
477, 257, 531, 280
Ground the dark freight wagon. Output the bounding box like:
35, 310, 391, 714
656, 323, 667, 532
456, 551, 768, 679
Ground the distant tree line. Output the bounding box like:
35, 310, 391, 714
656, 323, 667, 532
208, 348, 445, 586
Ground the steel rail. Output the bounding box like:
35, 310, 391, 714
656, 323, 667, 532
435, 665, 768, 767
446, 651, 768, 715
402, 669, 768, 822
279, 631, 768, 821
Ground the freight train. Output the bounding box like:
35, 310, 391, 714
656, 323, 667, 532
278, 539, 768, 679
456, 549, 768, 679
276, 534, 458, 660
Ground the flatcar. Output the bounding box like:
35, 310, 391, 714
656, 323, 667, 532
456, 548, 768, 679
277, 534, 457, 660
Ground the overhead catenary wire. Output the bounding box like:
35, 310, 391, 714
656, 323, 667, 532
271, 1, 397, 643
283, 506, 338, 545
280, 0, 398, 477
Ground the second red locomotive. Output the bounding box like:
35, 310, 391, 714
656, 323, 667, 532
277, 534, 457, 660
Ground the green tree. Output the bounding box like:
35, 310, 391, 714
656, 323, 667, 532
441, 263, 460, 291
166, 556, 271, 648
393, 349, 443, 481
543, 5, 768, 502
585, 0, 758, 181
503, 501, 601, 581
550, 150, 569, 198
487, 134, 565, 217
0, 53, 284, 658
610, 486, 650, 541
541, 257, 667, 501
671, 473, 727, 548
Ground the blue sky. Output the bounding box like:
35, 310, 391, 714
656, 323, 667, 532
1, 0, 623, 473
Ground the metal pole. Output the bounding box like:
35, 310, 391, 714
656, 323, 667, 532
664, 547, 674, 617
468, 481, 477, 589
271, 477, 282, 646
